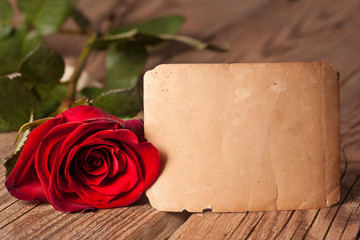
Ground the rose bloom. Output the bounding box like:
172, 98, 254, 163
5, 106, 160, 212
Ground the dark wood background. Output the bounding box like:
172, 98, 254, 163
1, 0, 359, 239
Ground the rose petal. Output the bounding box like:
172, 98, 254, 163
68, 145, 109, 175
59, 120, 120, 156
36, 122, 82, 198
123, 119, 147, 143
59, 105, 124, 124
111, 151, 126, 177
92, 180, 145, 209
75, 136, 127, 178
89, 148, 141, 195
64, 140, 118, 188
75, 148, 109, 185
5, 117, 63, 202
48, 154, 91, 212
77, 184, 115, 204
125, 141, 161, 190
83, 148, 109, 175
90, 128, 161, 190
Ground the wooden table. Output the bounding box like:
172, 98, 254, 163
1, 0, 359, 239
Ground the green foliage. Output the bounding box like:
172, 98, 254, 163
18, 44, 65, 89
91, 15, 185, 50
0, 28, 42, 75
0, 5, 225, 132
0, 2, 227, 180
0, 28, 25, 75
148, 33, 228, 51
80, 87, 106, 99
34, 84, 67, 118
0, 118, 14, 132
18, 0, 77, 35
113, 15, 185, 35
93, 87, 143, 118
0, 0, 12, 39
20, 31, 43, 60
2, 144, 23, 177
0, 44, 65, 131
106, 42, 147, 89
2, 113, 49, 177
17, 0, 43, 25
0, 77, 38, 130
90, 29, 138, 50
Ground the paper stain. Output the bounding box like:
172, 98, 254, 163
269, 82, 286, 93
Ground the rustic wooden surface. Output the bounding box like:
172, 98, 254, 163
1, 0, 359, 239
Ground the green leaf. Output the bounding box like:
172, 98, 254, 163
2, 119, 32, 177
33, 84, 66, 118
0, 28, 42, 75
91, 15, 226, 52
80, 87, 106, 99
91, 30, 227, 53
2, 144, 23, 177
90, 29, 138, 50
0, 0, 12, 39
127, 33, 228, 52
19, 44, 65, 89
0, 117, 14, 132
0, 77, 38, 131
0, 27, 26, 75
113, 15, 185, 35
18, 0, 76, 35
93, 87, 143, 118
20, 30, 42, 60
106, 42, 147, 89
71, 97, 92, 108
17, 0, 42, 25
151, 33, 228, 52
91, 15, 185, 50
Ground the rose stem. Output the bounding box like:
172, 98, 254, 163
59, 0, 123, 112
59, 36, 94, 111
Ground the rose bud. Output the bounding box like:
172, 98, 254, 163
5, 106, 160, 212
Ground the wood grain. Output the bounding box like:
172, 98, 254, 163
0, 0, 359, 239
0, 196, 190, 240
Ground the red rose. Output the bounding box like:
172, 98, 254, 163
5, 106, 160, 212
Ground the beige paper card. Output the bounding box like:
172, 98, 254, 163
144, 62, 340, 212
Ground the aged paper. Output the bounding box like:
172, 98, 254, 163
144, 62, 340, 212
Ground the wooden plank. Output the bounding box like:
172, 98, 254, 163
302, 171, 359, 239
230, 211, 292, 239
158, 0, 360, 79
326, 178, 360, 240
0, 132, 17, 159
170, 212, 264, 239
0, 193, 190, 240
320, 70, 360, 240
275, 210, 319, 239
170, 166, 358, 240
0, 0, 359, 239
0, 199, 41, 231
169, 212, 247, 239
0, 132, 19, 214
